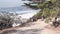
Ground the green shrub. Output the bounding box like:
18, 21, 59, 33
33, 0, 60, 23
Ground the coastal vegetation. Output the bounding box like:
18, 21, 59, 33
0, 13, 13, 30
34, 0, 60, 20
33, 0, 60, 27
0, 13, 30, 30
24, 3, 38, 9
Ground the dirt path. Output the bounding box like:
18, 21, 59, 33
0, 19, 60, 34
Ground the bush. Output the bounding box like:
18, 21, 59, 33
33, 0, 60, 23
0, 14, 13, 30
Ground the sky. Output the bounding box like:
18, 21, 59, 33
0, 0, 25, 7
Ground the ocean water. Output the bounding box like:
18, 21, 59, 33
0, 0, 37, 13
0, 5, 37, 14
0, 0, 40, 19
0, 0, 31, 8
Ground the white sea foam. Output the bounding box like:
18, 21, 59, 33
17, 9, 40, 19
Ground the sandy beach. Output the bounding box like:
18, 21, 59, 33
0, 19, 60, 34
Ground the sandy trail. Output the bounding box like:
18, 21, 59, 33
0, 19, 60, 34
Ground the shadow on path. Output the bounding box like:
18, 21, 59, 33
0, 29, 43, 34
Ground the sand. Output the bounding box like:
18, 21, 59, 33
0, 19, 60, 34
